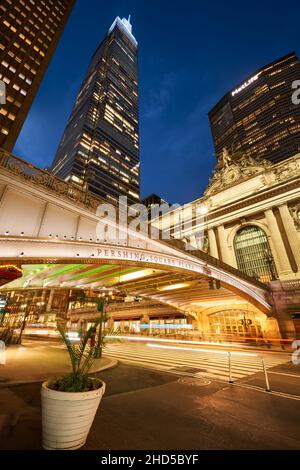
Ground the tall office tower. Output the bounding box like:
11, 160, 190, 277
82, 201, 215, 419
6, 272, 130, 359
51, 16, 140, 205
0, 0, 75, 152
209, 52, 300, 165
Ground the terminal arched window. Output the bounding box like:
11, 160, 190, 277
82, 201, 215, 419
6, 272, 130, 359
234, 226, 278, 282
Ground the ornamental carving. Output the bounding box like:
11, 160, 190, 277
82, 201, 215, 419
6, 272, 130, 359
273, 160, 300, 182
0, 149, 105, 213
204, 148, 272, 196
289, 204, 300, 230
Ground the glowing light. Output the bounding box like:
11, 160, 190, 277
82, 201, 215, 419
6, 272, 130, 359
28, 329, 49, 335
159, 283, 189, 291
147, 343, 258, 357
0, 264, 22, 275
118, 269, 153, 283
191, 300, 248, 307
67, 331, 80, 340
24, 328, 58, 338
232, 74, 260, 96
105, 335, 246, 348
140, 324, 193, 330
198, 204, 208, 215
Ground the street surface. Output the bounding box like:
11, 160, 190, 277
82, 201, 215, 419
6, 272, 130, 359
103, 337, 290, 382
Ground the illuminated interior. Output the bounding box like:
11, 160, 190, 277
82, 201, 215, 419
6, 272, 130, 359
1, 263, 254, 315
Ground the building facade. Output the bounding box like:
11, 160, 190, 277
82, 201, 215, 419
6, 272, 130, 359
1, 287, 70, 329
51, 16, 140, 205
67, 298, 192, 337
0, 0, 75, 151
209, 52, 300, 165
153, 151, 300, 339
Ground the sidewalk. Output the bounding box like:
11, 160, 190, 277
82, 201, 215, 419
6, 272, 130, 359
1, 363, 300, 450
0, 343, 117, 386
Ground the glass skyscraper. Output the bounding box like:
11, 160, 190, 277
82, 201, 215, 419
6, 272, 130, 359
51, 16, 140, 205
209, 52, 300, 165
0, 0, 75, 152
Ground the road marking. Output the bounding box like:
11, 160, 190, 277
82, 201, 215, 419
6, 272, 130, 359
235, 383, 300, 401
104, 342, 288, 382
268, 371, 300, 379
147, 342, 258, 356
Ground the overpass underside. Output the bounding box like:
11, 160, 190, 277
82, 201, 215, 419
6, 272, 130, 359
2, 262, 248, 311
1, 262, 278, 339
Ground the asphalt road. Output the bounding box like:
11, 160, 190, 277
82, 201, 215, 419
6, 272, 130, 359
1, 362, 300, 450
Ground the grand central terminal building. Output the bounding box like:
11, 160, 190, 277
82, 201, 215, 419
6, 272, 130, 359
151, 150, 300, 340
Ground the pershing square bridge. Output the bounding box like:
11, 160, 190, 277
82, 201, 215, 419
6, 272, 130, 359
0, 150, 278, 334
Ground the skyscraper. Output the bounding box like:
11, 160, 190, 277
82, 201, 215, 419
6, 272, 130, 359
0, 0, 75, 152
51, 16, 140, 205
209, 52, 300, 165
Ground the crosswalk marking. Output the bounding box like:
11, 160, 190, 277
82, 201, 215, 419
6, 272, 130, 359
104, 342, 289, 382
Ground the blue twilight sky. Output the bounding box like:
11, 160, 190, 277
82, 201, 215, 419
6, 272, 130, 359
14, 0, 300, 205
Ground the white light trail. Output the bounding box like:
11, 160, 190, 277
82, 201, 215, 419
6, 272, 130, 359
146, 343, 258, 357
106, 335, 246, 348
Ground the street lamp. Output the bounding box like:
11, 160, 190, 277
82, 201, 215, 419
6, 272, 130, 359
18, 303, 31, 344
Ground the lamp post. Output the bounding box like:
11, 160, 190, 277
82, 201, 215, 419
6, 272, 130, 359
94, 290, 113, 358
18, 303, 31, 344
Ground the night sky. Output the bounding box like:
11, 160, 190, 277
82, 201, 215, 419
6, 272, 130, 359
14, 0, 300, 205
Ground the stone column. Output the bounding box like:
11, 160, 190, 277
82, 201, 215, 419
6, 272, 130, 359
264, 209, 291, 276
208, 228, 218, 259
140, 314, 150, 335
217, 225, 232, 265
278, 204, 300, 269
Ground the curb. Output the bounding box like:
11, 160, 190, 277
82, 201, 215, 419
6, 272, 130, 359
91, 357, 118, 374
0, 357, 118, 388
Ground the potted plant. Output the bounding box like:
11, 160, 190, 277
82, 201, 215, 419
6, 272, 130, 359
41, 319, 105, 450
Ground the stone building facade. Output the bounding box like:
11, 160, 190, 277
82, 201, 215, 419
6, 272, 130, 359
153, 151, 300, 339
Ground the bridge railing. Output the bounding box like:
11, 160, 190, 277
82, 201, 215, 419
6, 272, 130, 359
0, 149, 269, 292
162, 237, 269, 291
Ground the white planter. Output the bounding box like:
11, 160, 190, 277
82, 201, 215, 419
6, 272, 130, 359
41, 379, 106, 450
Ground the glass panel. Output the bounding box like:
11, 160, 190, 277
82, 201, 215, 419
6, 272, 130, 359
234, 226, 278, 282
209, 310, 262, 338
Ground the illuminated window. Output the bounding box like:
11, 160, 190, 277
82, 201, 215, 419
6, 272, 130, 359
234, 226, 278, 282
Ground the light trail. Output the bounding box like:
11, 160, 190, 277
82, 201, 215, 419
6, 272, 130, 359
106, 335, 247, 348
146, 343, 258, 357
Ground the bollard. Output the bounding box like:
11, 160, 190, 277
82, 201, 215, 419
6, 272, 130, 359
261, 357, 271, 392
228, 351, 233, 383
